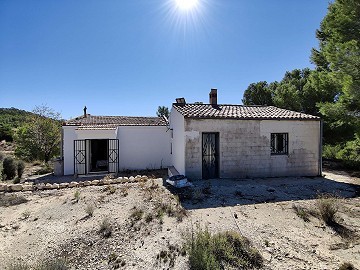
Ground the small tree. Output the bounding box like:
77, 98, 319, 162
15, 105, 62, 163
156, 106, 169, 118
2, 156, 17, 180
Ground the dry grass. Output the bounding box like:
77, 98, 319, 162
0, 194, 28, 207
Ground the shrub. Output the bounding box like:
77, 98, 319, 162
2, 156, 17, 180
292, 204, 310, 222
85, 203, 95, 217
35, 258, 68, 270
21, 210, 31, 220
184, 226, 263, 270
73, 190, 80, 203
0, 194, 28, 207
338, 262, 355, 270
17, 160, 25, 179
323, 144, 342, 160
6, 261, 30, 270
99, 218, 112, 238
130, 207, 144, 222
316, 194, 339, 225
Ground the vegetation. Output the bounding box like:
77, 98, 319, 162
84, 203, 95, 217
338, 262, 356, 270
2, 156, 17, 180
316, 194, 339, 225
17, 160, 25, 179
15, 105, 62, 163
156, 106, 170, 118
0, 194, 28, 207
99, 217, 112, 238
184, 226, 263, 270
242, 0, 360, 168
0, 108, 35, 142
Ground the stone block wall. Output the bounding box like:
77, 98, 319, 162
184, 118, 321, 179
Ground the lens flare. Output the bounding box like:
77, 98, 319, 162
175, 0, 199, 10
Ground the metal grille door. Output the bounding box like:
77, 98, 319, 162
74, 140, 86, 175
202, 133, 219, 179
108, 139, 119, 173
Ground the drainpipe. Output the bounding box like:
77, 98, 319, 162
319, 120, 323, 176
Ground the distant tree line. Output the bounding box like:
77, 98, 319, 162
242, 0, 360, 168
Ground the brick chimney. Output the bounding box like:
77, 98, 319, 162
83, 106, 87, 117
209, 88, 217, 105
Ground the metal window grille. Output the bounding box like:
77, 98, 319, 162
271, 133, 288, 155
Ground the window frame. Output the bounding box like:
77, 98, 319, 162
270, 133, 289, 155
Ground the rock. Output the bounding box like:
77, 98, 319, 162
9, 184, 23, 192
69, 181, 79, 188
59, 183, 69, 189
53, 183, 60, 189
83, 181, 91, 186
0, 184, 7, 192
103, 179, 111, 185
78, 182, 85, 187
22, 185, 33, 191
129, 176, 135, 182
36, 184, 45, 190
45, 183, 53, 190
91, 180, 100, 186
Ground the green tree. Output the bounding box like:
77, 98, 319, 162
156, 106, 170, 118
15, 105, 62, 163
242, 81, 274, 105
311, 0, 360, 143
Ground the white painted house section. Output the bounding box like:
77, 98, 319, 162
62, 125, 171, 175
169, 108, 185, 175
117, 126, 171, 171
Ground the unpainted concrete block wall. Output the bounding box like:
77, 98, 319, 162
184, 119, 321, 179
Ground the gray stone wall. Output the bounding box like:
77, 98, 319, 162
184, 118, 320, 179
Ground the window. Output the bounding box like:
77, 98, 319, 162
271, 133, 288, 155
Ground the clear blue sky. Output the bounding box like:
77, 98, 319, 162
0, 0, 329, 120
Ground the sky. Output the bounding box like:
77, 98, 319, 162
0, 0, 329, 120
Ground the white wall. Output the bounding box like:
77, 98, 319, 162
116, 126, 171, 170
183, 118, 321, 179
169, 108, 185, 175
63, 125, 171, 175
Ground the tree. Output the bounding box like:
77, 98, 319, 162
311, 0, 360, 143
156, 106, 169, 118
15, 105, 62, 163
242, 81, 273, 105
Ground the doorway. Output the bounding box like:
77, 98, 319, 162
90, 139, 108, 172
202, 133, 219, 179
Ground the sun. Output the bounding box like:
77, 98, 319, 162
175, 0, 199, 10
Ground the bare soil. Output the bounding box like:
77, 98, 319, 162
0, 170, 359, 270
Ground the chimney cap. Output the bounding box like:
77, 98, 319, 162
175, 97, 186, 104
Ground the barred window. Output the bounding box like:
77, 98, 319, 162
271, 133, 288, 155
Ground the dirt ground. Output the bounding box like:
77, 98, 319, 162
0, 169, 359, 270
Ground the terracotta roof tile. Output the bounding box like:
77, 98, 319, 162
173, 104, 320, 120
65, 115, 167, 128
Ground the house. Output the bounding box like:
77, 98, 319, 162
169, 89, 322, 179
61, 89, 322, 179
62, 108, 171, 175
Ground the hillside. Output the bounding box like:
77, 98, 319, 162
0, 107, 34, 142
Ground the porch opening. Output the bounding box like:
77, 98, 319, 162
90, 139, 108, 172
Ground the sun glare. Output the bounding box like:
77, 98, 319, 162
175, 0, 199, 10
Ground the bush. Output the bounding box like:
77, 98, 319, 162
2, 156, 17, 180
184, 226, 263, 270
316, 194, 339, 225
338, 262, 355, 270
85, 203, 95, 217
99, 218, 112, 238
6, 261, 30, 270
323, 144, 342, 160
35, 258, 68, 270
292, 204, 310, 222
337, 136, 360, 169
17, 160, 25, 179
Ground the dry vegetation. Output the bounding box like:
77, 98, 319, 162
0, 170, 359, 270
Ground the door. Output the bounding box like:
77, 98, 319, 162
108, 139, 119, 173
74, 140, 86, 175
202, 133, 219, 179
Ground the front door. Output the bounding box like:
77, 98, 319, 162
202, 133, 219, 179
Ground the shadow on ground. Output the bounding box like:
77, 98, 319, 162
166, 172, 359, 210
